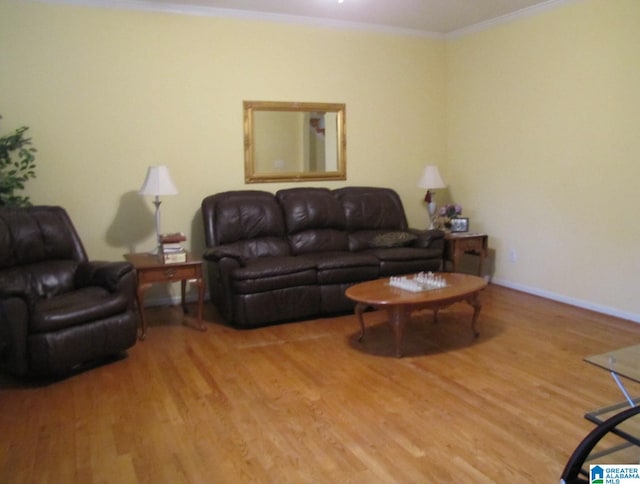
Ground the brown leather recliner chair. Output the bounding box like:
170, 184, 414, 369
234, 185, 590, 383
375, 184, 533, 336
0, 206, 139, 377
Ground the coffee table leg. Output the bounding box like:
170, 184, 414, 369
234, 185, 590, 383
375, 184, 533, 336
388, 306, 411, 358
465, 293, 482, 337
355, 302, 367, 341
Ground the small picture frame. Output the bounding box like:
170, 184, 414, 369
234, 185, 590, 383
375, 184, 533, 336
450, 217, 469, 233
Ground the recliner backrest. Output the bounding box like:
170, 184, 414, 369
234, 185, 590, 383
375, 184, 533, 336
276, 187, 348, 255
201, 190, 291, 257
333, 187, 409, 231
0, 206, 87, 300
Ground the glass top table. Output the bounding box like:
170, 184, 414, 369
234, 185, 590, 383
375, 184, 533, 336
585, 344, 640, 420
561, 344, 640, 479
586, 344, 640, 384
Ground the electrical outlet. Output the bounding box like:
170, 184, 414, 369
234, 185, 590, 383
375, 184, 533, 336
509, 249, 517, 263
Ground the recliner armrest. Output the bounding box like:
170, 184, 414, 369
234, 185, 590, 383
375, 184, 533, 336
409, 228, 445, 249
203, 246, 245, 265
75, 261, 134, 292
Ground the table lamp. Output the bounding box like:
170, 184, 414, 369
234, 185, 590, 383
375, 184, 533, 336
417, 165, 446, 229
139, 165, 178, 253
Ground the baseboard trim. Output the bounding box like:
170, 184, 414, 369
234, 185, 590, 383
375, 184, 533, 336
491, 278, 640, 324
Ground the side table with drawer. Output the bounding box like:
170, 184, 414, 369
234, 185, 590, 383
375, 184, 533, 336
124, 252, 206, 340
444, 233, 489, 276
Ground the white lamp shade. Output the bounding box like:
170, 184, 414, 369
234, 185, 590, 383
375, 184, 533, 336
139, 165, 178, 196
417, 165, 446, 190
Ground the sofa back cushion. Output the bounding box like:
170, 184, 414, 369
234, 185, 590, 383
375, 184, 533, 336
0, 206, 87, 300
333, 187, 409, 231
201, 190, 290, 257
276, 187, 348, 255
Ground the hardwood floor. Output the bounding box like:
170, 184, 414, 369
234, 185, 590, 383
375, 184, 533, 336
2, 284, 640, 483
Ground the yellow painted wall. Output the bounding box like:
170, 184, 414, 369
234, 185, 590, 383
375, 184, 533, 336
0, 0, 445, 262
446, 0, 640, 320
1, 0, 638, 321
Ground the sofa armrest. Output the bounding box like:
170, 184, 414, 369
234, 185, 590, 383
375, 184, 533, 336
75, 261, 134, 292
409, 228, 445, 249
203, 246, 245, 265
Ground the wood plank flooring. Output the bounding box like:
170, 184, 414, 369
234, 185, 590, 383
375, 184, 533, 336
2, 284, 640, 483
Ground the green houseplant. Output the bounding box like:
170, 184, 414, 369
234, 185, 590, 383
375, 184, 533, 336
0, 115, 37, 207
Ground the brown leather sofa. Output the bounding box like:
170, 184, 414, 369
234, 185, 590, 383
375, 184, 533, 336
0, 206, 138, 376
201, 187, 444, 328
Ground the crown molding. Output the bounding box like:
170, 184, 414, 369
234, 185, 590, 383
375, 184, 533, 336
35, 0, 443, 39
445, 0, 583, 40
33, 0, 578, 40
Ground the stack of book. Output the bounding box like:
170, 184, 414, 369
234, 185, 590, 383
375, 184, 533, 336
160, 232, 187, 263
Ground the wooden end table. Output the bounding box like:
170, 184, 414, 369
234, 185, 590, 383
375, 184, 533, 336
444, 233, 488, 276
345, 273, 488, 357
124, 252, 206, 340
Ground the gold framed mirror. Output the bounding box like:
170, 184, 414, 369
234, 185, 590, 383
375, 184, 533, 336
244, 101, 346, 183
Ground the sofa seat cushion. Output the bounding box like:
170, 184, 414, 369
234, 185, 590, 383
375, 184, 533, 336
230, 256, 317, 293
30, 287, 129, 333
309, 251, 380, 284
368, 247, 444, 276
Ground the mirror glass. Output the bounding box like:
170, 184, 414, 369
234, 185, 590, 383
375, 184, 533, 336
244, 101, 346, 183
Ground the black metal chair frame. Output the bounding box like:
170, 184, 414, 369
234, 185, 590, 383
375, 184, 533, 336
560, 405, 640, 484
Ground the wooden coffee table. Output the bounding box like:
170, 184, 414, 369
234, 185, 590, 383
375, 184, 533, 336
345, 273, 488, 357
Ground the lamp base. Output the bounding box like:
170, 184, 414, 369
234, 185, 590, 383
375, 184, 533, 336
149, 197, 162, 256
148, 245, 162, 256
428, 200, 438, 229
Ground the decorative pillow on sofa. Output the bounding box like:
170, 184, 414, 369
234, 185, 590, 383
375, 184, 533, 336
369, 231, 418, 248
